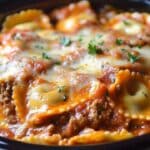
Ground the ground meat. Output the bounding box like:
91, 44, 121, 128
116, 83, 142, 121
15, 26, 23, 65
27, 96, 129, 138
99, 64, 117, 85
53, 98, 113, 138
0, 81, 17, 124
63, 96, 129, 138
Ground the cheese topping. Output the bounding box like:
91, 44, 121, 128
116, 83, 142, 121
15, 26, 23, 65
0, 1, 150, 146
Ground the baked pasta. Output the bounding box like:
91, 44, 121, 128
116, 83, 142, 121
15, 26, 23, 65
0, 1, 150, 146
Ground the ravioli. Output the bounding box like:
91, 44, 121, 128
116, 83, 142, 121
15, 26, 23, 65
0, 1, 149, 146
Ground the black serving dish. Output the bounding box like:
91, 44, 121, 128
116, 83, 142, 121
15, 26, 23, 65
0, 0, 150, 150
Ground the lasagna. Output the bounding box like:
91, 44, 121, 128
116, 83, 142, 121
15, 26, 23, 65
0, 1, 150, 145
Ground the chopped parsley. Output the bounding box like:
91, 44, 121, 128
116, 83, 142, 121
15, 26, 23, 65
137, 45, 142, 49
123, 20, 131, 26
128, 53, 139, 63
121, 48, 139, 63
87, 34, 104, 55
54, 61, 61, 65
77, 34, 84, 42
42, 52, 51, 60
34, 43, 47, 50
99, 41, 104, 46
57, 86, 68, 101
142, 92, 149, 98
88, 40, 102, 55
121, 48, 126, 52
58, 86, 65, 93
116, 38, 123, 45
60, 37, 72, 46
96, 34, 103, 39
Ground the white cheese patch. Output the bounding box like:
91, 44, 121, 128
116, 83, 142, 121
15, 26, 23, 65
0, 60, 22, 80
113, 19, 143, 35
135, 46, 150, 70
71, 53, 128, 75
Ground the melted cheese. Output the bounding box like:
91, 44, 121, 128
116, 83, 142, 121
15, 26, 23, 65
135, 46, 150, 70
71, 53, 128, 75
113, 19, 143, 35
0, 2, 150, 145
0, 60, 21, 80
27, 67, 104, 123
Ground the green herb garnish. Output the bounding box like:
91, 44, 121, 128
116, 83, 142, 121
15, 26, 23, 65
116, 38, 123, 45
88, 40, 102, 55
77, 34, 84, 42
87, 34, 104, 55
121, 48, 127, 52
60, 37, 72, 46
58, 86, 65, 93
142, 92, 149, 98
96, 34, 103, 39
137, 45, 142, 49
54, 61, 61, 65
42, 52, 51, 60
123, 20, 131, 26
34, 43, 46, 50
98, 41, 104, 46
57, 86, 68, 101
121, 49, 139, 63
127, 53, 139, 63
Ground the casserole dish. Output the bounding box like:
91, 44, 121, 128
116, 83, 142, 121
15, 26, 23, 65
0, 0, 150, 149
